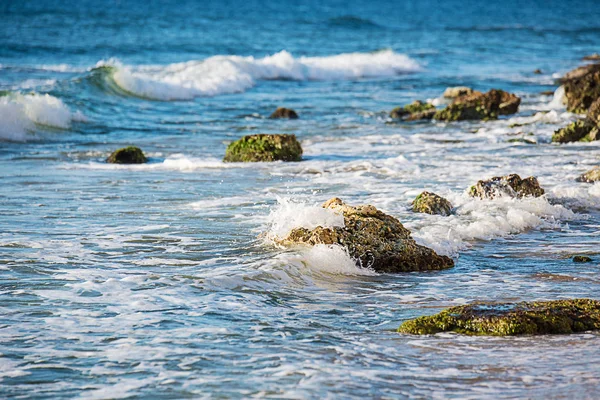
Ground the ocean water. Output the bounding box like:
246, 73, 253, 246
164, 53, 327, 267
1, 0, 600, 398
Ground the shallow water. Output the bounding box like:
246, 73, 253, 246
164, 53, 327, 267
1, 0, 600, 398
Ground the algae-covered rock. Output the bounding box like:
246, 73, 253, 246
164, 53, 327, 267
573, 255, 593, 263
389, 100, 436, 121
223, 134, 302, 162
276, 198, 454, 273
561, 63, 600, 113
434, 89, 521, 121
443, 86, 474, 99
106, 146, 148, 164
577, 167, 600, 183
398, 299, 600, 336
469, 174, 544, 199
412, 192, 453, 216
552, 120, 598, 143
269, 107, 299, 119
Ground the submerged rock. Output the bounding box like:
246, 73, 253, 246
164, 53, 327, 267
573, 255, 593, 263
577, 167, 600, 183
561, 63, 600, 113
443, 86, 474, 99
434, 89, 521, 121
269, 107, 299, 119
398, 299, 600, 336
469, 174, 544, 199
276, 198, 454, 273
552, 120, 599, 143
223, 134, 302, 162
106, 146, 148, 164
389, 100, 436, 121
412, 192, 453, 216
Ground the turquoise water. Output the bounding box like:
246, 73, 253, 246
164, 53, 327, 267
1, 0, 600, 398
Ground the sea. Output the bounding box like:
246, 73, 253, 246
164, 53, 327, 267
1, 0, 600, 398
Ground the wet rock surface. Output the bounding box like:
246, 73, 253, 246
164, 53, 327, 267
434, 89, 520, 121
223, 134, 302, 162
398, 299, 600, 336
469, 174, 545, 199
276, 198, 454, 273
389, 100, 435, 121
577, 167, 600, 183
561, 63, 600, 114
552, 120, 599, 143
269, 107, 299, 119
106, 146, 148, 164
412, 191, 453, 216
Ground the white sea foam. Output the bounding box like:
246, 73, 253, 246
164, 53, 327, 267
100, 50, 420, 100
548, 85, 566, 109
283, 244, 377, 276
0, 93, 83, 141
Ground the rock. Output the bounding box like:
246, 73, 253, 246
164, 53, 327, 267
412, 192, 453, 216
561, 63, 600, 113
582, 53, 600, 61
577, 167, 600, 183
398, 299, 600, 336
587, 97, 600, 127
434, 89, 521, 121
269, 107, 299, 119
443, 86, 474, 99
573, 255, 593, 263
552, 120, 599, 143
540, 90, 555, 96
223, 134, 302, 162
469, 174, 544, 199
389, 100, 436, 121
533, 69, 543, 74
276, 198, 454, 273
106, 146, 148, 164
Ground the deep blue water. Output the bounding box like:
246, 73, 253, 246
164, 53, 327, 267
1, 0, 600, 398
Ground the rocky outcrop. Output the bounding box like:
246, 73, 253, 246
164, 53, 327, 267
443, 86, 474, 99
561, 63, 600, 114
269, 107, 299, 119
106, 146, 148, 164
582, 54, 600, 61
577, 167, 600, 183
552, 120, 599, 143
469, 174, 544, 199
412, 192, 453, 216
398, 299, 600, 336
389, 100, 436, 121
223, 134, 302, 162
276, 198, 454, 273
587, 97, 600, 126
573, 255, 593, 263
434, 89, 521, 121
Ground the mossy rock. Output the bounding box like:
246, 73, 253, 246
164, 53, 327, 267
561, 63, 600, 114
223, 134, 302, 162
398, 299, 600, 336
412, 191, 453, 216
275, 198, 454, 273
269, 107, 299, 119
552, 120, 598, 143
469, 174, 544, 199
573, 255, 593, 263
434, 89, 520, 121
389, 100, 435, 120
106, 146, 148, 164
443, 86, 474, 99
577, 167, 600, 183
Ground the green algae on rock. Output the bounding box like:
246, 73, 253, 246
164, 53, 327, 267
573, 255, 593, 263
561, 63, 600, 114
552, 120, 599, 143
577, 167, 600, 183
269, 107, 299, 119
276, 198, 454, 273
398, 299, 600, 336
434, 89, 520, 121
469, 174, 544, 199
106, 146, 148, 164
223, 134, 302, 162
389, 100, 436, 121
412, 191, 453, 216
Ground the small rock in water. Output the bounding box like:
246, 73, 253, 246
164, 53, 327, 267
533, 68, 543, 74
577, 167, 600, 183
269, 107, 299, 119
443, 86, 474, 99
389, 100, 436, 121
223, 134, 302, 162
469, 174, 544, 199
275, 197, 454, 273
398, 299, 600, 336
561, 63, 600, 114
106, 146, 148, 164
582, 53, 600, 61
434, 89, 520, 121
573, 255, 593, 263
412, 191, 453, 216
